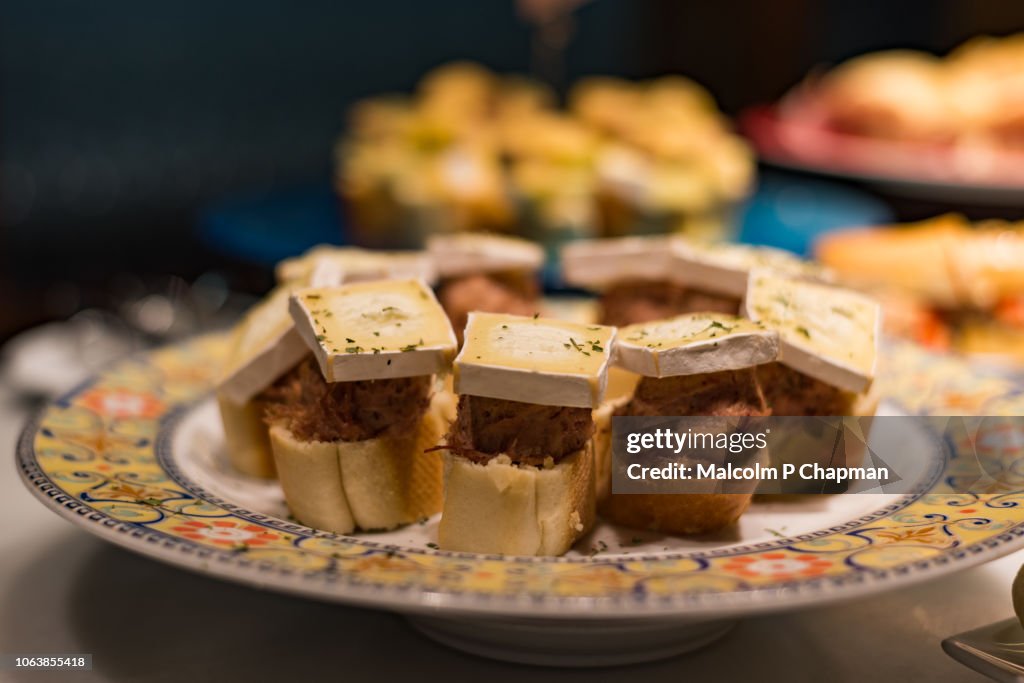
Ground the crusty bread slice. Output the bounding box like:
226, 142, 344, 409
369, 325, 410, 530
217, 393, 275, 479
269, 394, 447, 533
535, 447, 595, 553
270, 423, 356, 533
337, 400, 446, 531
434, 374, 459, 424
438, 445, 596, 556
592, 397, 628, 505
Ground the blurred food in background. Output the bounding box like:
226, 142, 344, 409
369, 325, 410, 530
816, 214, 1024, 363
745, 33, 1024, 193
814, 35, 1024, 152
335, 62, 754, 250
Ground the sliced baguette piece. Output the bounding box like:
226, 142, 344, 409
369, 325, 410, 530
427, 233, 544, 279
216, 284, 307, 480
268, 393, 447, 533
269, 424, 355, 534
743, 270, 880, 394
217, 392, 275, 478
336, 396, 446, 530
453, 312, 616, 409
438, 445, 595, 556
613, 312, 779, 378
592, 398, 628, 504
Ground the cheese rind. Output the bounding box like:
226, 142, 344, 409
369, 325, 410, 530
613, 313, 779, 377
453, 312, 616, 408
427, 233, 544, 278
672, 239, 833, 297
218, 285, 312, 404
276, 246, 437, 286
561, 235, 676, 289
289, 279, 457, 382
743, 270, 879, 393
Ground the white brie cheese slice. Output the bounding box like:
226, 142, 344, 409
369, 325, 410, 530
289, 279, 457, 382
454, 312, 616, 408
560, 235, 677, 289
218, 253, 355, 404
614, 313, 779, 377
276, 246, 437, 286
672, 239, 833, 297
427, 233, 544, 279
218, 284, 311, 405
743, 270, 879, 393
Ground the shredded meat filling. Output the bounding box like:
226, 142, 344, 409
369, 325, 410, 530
754, 363, 854, 416
437, 271, 540, 343
599, 279, 739, 327
618, 363, 855, 417
444, 394, 593, 466
618, 368, 770, 418
261, 357, 431, 442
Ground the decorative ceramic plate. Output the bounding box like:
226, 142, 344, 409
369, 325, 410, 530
17, 334, 1024, 666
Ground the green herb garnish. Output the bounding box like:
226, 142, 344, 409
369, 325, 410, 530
400, 338, 424, 352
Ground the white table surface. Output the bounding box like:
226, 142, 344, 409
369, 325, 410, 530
0, 385, 1018, 683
